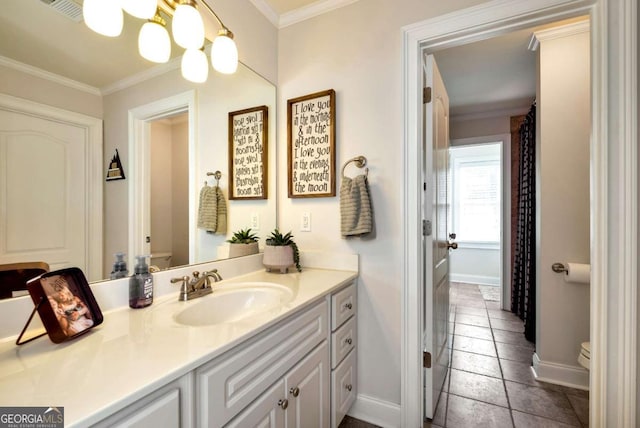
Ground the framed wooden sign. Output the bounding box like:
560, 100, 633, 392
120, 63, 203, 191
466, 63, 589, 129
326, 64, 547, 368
228, 105, 268, 200
287, 89, 336, 198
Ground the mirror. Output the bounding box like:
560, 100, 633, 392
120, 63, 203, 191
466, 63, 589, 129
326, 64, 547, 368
0, 1, 276, 292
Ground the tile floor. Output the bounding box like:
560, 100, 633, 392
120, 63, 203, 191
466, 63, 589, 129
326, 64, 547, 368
425, 282, 589, 428
339, 282, 589, 428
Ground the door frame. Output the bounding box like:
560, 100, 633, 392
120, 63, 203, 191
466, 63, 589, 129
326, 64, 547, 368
401, 1, 637, 427
449, 134, 512, 310
128, 91, 197, 267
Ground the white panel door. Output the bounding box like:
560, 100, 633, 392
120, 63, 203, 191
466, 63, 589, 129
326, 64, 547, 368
422, 54, 454, 419
0, 108, 88, 274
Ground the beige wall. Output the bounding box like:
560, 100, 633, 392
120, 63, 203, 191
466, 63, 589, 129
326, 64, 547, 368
150, 121, 174, 257
277, 0, 487, 407
0, 64, 102, 118
450, 115, 510, 140
535, 27, 590, 385
172, 119, 190, 266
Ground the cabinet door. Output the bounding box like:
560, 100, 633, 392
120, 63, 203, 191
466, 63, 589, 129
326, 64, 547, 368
225, 379, 286, 428
285, 341, 330, 428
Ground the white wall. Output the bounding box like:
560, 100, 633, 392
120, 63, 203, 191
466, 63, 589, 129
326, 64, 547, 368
534, 24, 590, 388
277, 0, 486, 413
450, 246, 501, 285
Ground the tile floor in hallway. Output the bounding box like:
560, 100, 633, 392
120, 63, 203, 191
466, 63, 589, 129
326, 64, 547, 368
339, 282, 589, 428
425, 282, 589, 428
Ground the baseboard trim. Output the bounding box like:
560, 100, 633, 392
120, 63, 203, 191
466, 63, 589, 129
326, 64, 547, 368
348, 394, 401, 428
450, 273, 500, 286
532, 352, 589, 390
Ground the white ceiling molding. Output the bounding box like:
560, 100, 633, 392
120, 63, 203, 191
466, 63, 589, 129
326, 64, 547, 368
279, 0, 360, 28
0, 55, 101, 96
249, 0, 280, 27
100, 55, 183, 96
451, 105, 531, 122
528, 19, 590, 51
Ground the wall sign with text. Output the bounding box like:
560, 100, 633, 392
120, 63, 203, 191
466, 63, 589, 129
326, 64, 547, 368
228, 105, 268, 200
287, 89, 336, 198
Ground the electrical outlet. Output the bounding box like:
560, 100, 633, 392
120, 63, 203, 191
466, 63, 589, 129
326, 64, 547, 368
250, 212, 259, 230
301, 212, 311, 232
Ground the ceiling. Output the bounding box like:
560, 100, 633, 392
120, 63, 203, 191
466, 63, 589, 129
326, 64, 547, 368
0, 0, 576, 115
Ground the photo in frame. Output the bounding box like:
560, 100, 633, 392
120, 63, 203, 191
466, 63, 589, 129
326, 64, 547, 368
228, 105, 268, 200
287, 89, 336, 198
20, 267, 104, 344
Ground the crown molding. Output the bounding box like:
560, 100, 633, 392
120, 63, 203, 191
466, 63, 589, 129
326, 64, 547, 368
249, 0, 280, 27
0, 55, 101, 96
529, 19, 590, 51
279, 0, 360, 28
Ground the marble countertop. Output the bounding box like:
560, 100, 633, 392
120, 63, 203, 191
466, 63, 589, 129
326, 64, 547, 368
0, 268, 357, 427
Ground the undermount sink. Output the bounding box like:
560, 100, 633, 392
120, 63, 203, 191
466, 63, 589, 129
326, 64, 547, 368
173, 282, 294, 326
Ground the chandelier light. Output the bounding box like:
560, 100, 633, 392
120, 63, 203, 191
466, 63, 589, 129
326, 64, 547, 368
182, 49, 209, 83
83, 0, 123, 37
82, 0, 239, 82
138, 12, 171, 64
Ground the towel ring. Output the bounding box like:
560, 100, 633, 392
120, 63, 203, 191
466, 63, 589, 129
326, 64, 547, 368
206, 171, 222, 186
342, 156, 368, 178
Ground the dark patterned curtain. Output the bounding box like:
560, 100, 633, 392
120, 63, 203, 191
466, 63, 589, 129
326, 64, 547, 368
511, 103, 536, 343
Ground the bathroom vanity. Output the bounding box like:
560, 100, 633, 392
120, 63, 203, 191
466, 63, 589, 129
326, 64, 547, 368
0, 255, 358, 427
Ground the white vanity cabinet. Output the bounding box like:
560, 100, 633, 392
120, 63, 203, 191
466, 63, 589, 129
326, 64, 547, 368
330, 283, 357, 428
91, 374, 194, 428
196, 300, 329, 427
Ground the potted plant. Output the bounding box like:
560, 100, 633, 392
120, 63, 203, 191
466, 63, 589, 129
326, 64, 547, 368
263, 229, 301, 273
227, 228, 260, 258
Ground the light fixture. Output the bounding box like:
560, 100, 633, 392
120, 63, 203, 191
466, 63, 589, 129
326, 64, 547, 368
138, 11, 171, 64
82, 0, 239, 81
211, 29, 238, 74
172, 1, 205, 50
181, 48, 209, 83
82, 0, 123, 37
121, 0, 157, 20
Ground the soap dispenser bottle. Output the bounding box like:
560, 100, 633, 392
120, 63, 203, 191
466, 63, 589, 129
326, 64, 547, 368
130, 255, 153, 309
110, 252, 129, 279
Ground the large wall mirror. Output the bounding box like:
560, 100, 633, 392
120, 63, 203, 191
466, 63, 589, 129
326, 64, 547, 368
0, 0, 276, 296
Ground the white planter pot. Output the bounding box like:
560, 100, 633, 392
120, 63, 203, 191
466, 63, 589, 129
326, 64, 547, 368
262, 245, 294, 273
228, 242, 259, 258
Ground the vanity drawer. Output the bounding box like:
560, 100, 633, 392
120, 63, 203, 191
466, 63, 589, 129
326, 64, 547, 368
331, 349, 356, 428
331, 316, 356, 369
331, 283, 356, 330
197, 300, 328, 428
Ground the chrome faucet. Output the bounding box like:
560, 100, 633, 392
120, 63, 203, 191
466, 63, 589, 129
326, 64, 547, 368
171, 269, 223, 301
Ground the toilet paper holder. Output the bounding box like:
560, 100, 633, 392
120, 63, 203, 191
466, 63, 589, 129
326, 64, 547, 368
551, 262, 568, 274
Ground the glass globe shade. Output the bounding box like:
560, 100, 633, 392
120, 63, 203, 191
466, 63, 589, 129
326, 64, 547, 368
211, 34, 238, 74
122, 0, 157, 19
138, 21, 171, 63
83, 0, 123, 37
172, 4, 205, 50
181, 49, 209, 83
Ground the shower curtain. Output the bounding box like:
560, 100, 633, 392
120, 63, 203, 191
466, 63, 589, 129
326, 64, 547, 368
511, 103, 536, 343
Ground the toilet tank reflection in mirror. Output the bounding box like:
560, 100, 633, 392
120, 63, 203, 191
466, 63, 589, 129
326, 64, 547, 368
0, 0, 276, 294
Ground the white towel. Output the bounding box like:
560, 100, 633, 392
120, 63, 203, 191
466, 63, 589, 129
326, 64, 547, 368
340, 174, 373, 237
197, 185, 227, 234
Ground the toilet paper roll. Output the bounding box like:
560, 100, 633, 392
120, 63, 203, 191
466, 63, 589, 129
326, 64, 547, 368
564, 262, 590, 284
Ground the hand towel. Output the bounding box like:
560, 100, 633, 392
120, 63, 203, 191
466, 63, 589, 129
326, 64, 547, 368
340, 174, 373, 237
197, 184, 217, 232
214, 186, 227, 234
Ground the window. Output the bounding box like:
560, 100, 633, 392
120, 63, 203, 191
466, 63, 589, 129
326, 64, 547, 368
450, 143, 501, 243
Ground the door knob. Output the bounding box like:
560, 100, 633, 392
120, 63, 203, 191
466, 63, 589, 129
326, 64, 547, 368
449, 233, 457, 239
447, 241, 458, 250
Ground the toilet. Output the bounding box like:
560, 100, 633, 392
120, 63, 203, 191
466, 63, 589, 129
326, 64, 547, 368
578, 341, 590, 370
150, 252, 172, 270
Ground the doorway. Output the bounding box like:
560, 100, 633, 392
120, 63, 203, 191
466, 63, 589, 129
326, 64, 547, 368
128, 91, 197, 269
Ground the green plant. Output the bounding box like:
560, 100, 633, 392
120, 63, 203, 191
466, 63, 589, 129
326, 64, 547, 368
227, 228, 259, 244
266, 229, 301, 272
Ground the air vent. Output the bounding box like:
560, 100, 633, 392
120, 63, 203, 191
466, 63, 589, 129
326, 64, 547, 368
40, 0, 83, 23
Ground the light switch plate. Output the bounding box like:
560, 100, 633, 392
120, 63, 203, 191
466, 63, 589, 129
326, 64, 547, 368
301, 212, 311, 232
250, 212, 259, 230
